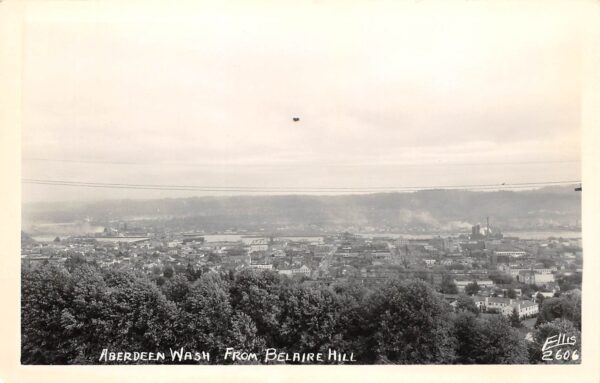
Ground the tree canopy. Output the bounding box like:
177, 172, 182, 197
21, 262, 545, 365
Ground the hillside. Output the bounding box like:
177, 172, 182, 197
22, 187, 581, 233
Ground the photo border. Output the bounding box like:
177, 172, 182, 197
1, 1, 599, 382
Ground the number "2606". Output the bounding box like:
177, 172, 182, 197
542, 349, 580, 361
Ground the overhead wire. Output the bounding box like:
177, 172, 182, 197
21, 178, 581, 193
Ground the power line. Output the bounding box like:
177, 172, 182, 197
21, 178, 581, 193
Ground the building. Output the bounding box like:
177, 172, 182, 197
182, 235, 205, 244
474, 296, 539, 319
533, 273, 555, 284
249, 263, 273, 270
500, 301, 539, 319
455, 279, 494, 292
534, 290, 557, 299
494, 251, 526, 258
241, 236, 269, 245
279, 265, 311, 277
371, 251, 392, 261
471, 225, 483, 240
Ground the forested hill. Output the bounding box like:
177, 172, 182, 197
23, 187, 581, 232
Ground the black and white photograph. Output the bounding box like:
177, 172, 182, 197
3, 0, 598, 377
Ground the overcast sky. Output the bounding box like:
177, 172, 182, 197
21, 1, 582, 203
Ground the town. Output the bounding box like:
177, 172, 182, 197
21, 218, 582, 324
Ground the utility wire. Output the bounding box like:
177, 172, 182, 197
22, 178, 581, 193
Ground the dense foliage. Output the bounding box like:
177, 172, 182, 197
21, 263, 581, 365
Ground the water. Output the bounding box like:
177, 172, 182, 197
503, 231, 581, 240
357, 231, 582, 240
202, 234, 245, 242
357, 233, 437, 240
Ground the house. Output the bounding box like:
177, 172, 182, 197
295, 265, 311, 275
455, 279, 494, 292
473, 296, 539, 318
500, 300, 539, 319
249, 238, 269, 253
441, 294, 460, 310
494, 251, 526, 258
517, 270, 536, 284
241, 236, 269, 245
534, 273, 555, 284
372, 251, 392, 261
534, 290, 557, 299
271, 249, 286, 257
249, 263, 273, 270
278, 265, 311, 277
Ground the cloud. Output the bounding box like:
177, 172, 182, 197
21, 2, 582, 202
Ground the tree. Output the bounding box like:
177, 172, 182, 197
528, 319, 581, 364
535, 293, 545, 305
453, 312, 483, 363
478, 316, 528, 363
58, 265, 113, 363
21, 264, 76, 364
229, 270, 283, 346
509, 307, 522, 328
162, 274, 191, 305
22, 265, 179, 364
100, 270, 178, 362
454, 314, 528, 364
507, 288, 517, 299
277, 284, 345, 359
226, 312, 265, 364
368, 279, 456, 364
536, 293, 581, 330
414, 270, 433, 284
556, 272, 582, 292
22, 265, 548, 365
488, 272, 513, 285
185, 263, 202, 282
328, 281, 373, 361
456, 295, 479, 315
64, 254, 87, 272
465, 281, 480, 296
207, 253, 221, 263
174, 273, 233, 363
163, 266, 174, 279
440, 275, 458, 294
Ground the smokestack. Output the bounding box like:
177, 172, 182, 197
486, 216, 490, 236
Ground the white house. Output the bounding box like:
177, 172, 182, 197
278, 265, 311, 276
474, 296, 539, 318
249, 263, 273, 270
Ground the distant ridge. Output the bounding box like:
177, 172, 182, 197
22, 187, 581, 233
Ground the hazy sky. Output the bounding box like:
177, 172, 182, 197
21, 1, 582, 203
